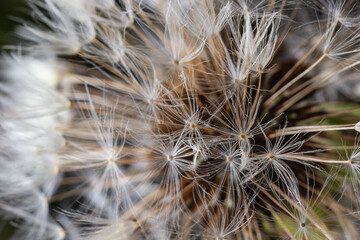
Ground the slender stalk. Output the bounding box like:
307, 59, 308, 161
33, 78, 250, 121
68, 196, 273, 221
249, 73, 262, 123
269, 123, 357, 138
265, 53, 327, 107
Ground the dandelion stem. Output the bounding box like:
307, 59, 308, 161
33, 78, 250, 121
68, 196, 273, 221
266, 53, 327, 107
249, 73, 262, 123
268, 18, 339, 99
283, 154, 348, 164
277, 59, 360, 114
269, 123, 357, 137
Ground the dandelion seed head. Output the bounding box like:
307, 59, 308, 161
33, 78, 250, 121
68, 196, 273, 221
2, 0, 360, 239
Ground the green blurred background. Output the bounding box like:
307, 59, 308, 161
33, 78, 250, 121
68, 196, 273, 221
0, 1, 28, 47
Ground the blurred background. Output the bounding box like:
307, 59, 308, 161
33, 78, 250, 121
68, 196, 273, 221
0, 1, 28, 48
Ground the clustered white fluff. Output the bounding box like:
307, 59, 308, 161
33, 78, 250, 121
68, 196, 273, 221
0, 55, 69, 239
